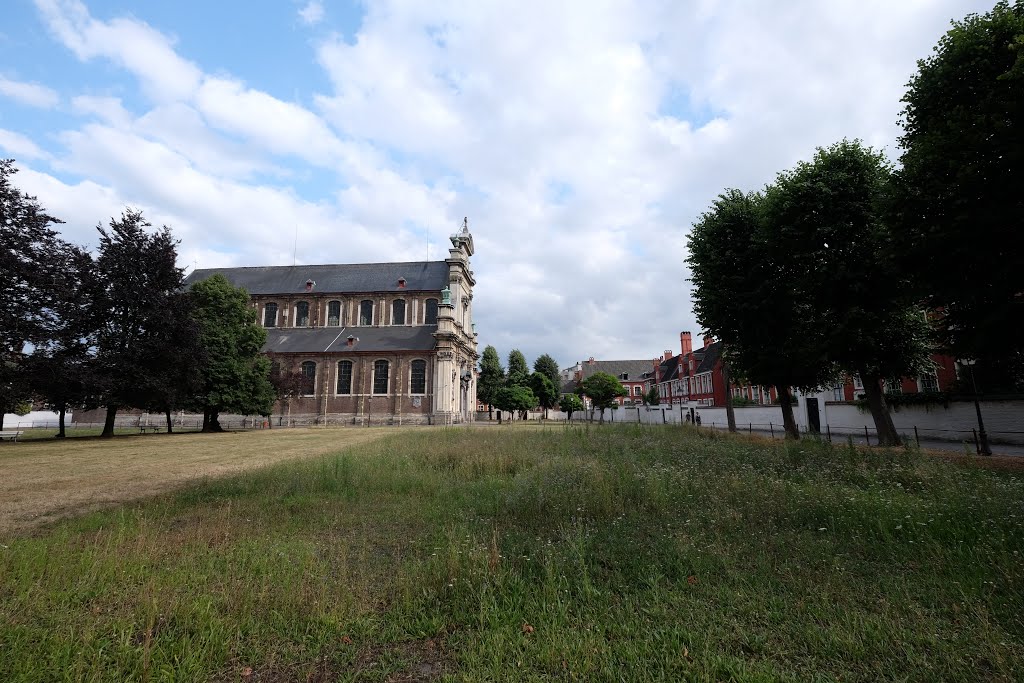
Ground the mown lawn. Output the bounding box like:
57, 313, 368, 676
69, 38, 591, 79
1, 425, 1021, 682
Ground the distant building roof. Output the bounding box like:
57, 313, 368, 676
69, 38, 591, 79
694, 341, 722, 374
658, 355, 680, 382
579, 359, 655, 382
263, 325, 437, 354
184, 261, 450, 295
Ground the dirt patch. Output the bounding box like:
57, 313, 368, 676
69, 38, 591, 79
0, 427, 398, 536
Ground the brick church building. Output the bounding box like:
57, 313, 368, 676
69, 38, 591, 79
184, 222, 479, 425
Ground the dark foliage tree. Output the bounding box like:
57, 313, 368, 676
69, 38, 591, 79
477, 345, 505, 420
91, 210, 186, 437
506, 349, 530, 388
763, 140, 932, 446
26, 246, 100, 437
559, 393, 584, 423
894, 1, 1024, 387
577, 371, 627, 424
644, 386, 660, 406
494, 385, 536, 421
529, 371, 559, 418
189, 274, 274, 432
0, 159, 65, 431
687, 190, 833, 439
533, 354, 560, 392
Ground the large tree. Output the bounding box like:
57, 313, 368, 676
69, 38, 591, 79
136, 291, 204, 433
477, 345, 505, 420
188, 274, 274, 432
0, 160, 65, 430
559, 393, 584, 423
493, 385, 536, 422
763, 140, 932, 446
577, 371, 627, 424
506, 349, 530, 388
894, 1, 1024, 386
529, 371, 559, 418
27, 245, 100, 438
687, 190, 833, 439
91, 210, 186, 437
533, 354, 560, 391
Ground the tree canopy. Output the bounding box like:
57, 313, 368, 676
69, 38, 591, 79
506, 349, 530, 387
529, 371, 559, 417
558, 393, 584, 422
577, 372, 627, 424
894, 1, 1024, 386
189, 274, 274, 431
494, 385, 536, 420
477, 345, 505, 419
533, 354, 560, 391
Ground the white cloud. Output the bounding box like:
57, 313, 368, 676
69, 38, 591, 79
298, 0, 324, 26
0, 76, 60, 108
15, 0, 995, 366
0, 129, 52, 160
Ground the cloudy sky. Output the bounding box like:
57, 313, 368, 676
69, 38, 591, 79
0, 0, 988, 369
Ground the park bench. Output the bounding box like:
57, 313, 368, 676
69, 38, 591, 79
0, 430, 24, 442
138, 425, 162, 434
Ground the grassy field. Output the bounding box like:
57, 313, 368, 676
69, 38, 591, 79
0, 428, 391, 534
1, 425, 1022, 682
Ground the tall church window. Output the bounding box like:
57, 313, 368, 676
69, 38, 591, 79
425, 298, 438, 325
263, 303, 278, 327
300, 361, 316, 395
373, 360, 389, 394
392, 299, 406, 325
336, 360, 353, 394
327, 300, 341, 326
410, 359, 427, 394
295, 301, 310, 327
360, 300, 373, 326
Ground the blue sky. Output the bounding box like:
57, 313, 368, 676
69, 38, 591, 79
0, 0, 992, 368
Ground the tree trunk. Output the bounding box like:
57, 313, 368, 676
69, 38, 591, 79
202, 409, 223, 433
101, 405, 118, 438
722, 359, 737, 433
202, 409, 210, 432
165, 408, 173, 434
777, 386, 799, 440
599, 407, 605, 425
859, 370, 901, 446
488, 405, 493, 421
0, 413, 5, 431
57, 404, 67, 438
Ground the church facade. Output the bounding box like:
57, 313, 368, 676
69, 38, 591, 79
184, 224, 479, 425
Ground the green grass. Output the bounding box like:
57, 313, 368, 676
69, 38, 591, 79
1, 425, 1022, 681
6, 425, 203, 441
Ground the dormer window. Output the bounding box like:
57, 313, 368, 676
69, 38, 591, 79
398, 277, 406, 288
305, 279, 315, 292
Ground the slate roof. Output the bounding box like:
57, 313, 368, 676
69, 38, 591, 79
658, 355, 680, 383
184, 261, 450, 295
694, 341, 722, 374
262, 326, 438, 354
560, 379, 579, 395
578, 359, 656, 382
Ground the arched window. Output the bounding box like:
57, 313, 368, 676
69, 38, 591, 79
392, 299, 406, 325
300, 361, 316, 395
336, 360, 353, 394
295, 301, 310, 327
425, 298, 438, 325
327, 300, 342, 326
373, 360, 389, 394
263, 302, 278, 327
410, 359, 427, 394
360, 300, 373, 326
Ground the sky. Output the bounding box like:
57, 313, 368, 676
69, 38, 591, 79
0, 0, 991, 370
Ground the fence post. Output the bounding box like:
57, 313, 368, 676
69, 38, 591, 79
769, 422, 774, 438
864, 425, 870, 447
914, 426, 920, 448
826, 424, 832, 443
749, 422, 752, 434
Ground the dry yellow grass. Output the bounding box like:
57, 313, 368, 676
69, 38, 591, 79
0, 427, 395, 535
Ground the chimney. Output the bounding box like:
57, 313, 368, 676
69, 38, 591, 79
346, 335, 357, 347
663, 349, 672, 361
305, 279, 315, 292
588, 357, 595, 365
703, 334, 714, 349
680, 331, 692, 357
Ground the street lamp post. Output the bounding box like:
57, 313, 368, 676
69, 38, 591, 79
963, 359, 992, 456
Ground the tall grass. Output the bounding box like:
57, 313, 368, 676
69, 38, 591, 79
1, 425, 1021, 681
